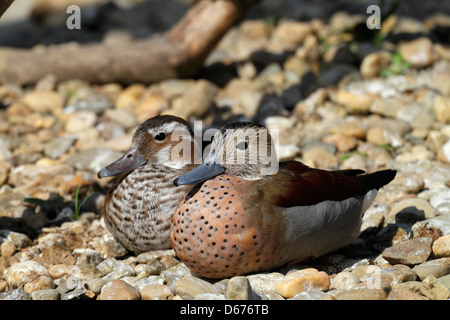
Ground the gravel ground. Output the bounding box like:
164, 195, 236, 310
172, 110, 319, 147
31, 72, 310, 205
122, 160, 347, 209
0, 0, 450, 300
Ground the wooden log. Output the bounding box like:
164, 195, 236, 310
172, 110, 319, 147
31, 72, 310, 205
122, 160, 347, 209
0, 0, 260, 85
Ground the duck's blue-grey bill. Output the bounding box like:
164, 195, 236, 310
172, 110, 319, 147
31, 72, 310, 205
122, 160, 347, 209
173, 154, 225, 186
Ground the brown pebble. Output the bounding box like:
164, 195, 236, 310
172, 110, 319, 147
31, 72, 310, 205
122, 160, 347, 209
99, 279, 141, 300
140, 284, 175, 300
333, 288, 387, 300
387, 288, 427, 300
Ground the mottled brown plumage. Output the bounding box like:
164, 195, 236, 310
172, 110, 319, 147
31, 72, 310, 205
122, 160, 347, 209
98, 115, 200, 254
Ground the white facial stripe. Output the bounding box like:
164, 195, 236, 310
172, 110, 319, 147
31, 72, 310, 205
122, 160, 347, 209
147, 121, 188, 136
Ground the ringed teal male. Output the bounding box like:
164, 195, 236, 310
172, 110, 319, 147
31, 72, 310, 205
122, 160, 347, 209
171, 122, 396, 278
98, 115, 201, 254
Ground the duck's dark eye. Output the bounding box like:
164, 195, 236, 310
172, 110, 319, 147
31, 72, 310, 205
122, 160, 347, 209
236, 141, 248, 150
155, 132, 166, 141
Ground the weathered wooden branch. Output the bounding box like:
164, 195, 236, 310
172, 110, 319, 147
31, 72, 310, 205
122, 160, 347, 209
0, 0, 15, 18
0, 0, 260, 85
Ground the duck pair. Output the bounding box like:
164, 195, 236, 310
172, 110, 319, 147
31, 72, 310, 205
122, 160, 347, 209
98, 115, 396, 279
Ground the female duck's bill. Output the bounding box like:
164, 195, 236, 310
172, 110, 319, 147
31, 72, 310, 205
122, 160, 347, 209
97, 146, 147, 178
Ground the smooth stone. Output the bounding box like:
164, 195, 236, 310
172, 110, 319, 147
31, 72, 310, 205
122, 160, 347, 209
302, 147, 338, 170
130, 277, 164, 292
398, 37, 438, 68
370, 97, 406, 118
438, 140, 450, 164
283, 56, 310, 78
177, 79, 219, 118
432, 235, 450, 258
386, 198, 438, 226
64, 111, 97, 133
102, 262, 136, 280
330, 272, 360, 290
23, 275, 55, 294
330, 120, 366, 139
340, 153, 368, 171
101, 233, 128, 258
0, 230, 32, 249
8, 163, 73, 192
87, 278, 108, 294
420, 275, 449, 300
433, 95, 450, 124
426, 131, 447, 153
332, 90, 373, 114
391, 280, 423, 293
161, 263, 192, 288
44, 137, 75, 159
322, 133, 358, 153
99, 279, 141, 300
237, 61, 258, 79
23, 91, 64, 113
379, 265, 418, 285
360, 51, 391, 79
104, 109, 137, 129
319, 62, 358, 86
0, 288, 31, 300
136, 249, 176, 264
412, 225, 443, 244
5, 261, 55, 293
30, 288, 60, 300
66, 92, 113, 115
383, 172, 424, 194
226, 276, 252, 300
437, 274, 450, 291
253, 94, 288, 124
381, 239, 432, 266
268, 19, 312, 51
174, 276, 221, 300
421, 164, 450, 189
0, 136, 12, 161
193, 293, 227, 300
395, 145, 434, 163
239, 19, 272, 39
429, 189, 450, 214
396, 104, 434, 130
366, 127, 404, 148
333, 288, 387, 300
140, 284, 175, 300
160, 79, 196, 99
0, 241, 16, 257
288, 289, 326, 300
276, 268, 330, 298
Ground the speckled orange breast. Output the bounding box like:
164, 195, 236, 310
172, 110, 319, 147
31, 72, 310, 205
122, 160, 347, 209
170, 175, 284, 279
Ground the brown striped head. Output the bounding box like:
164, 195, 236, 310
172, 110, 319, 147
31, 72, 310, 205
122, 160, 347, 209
98, 115, 200, 178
